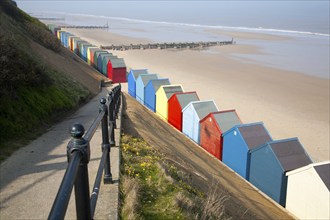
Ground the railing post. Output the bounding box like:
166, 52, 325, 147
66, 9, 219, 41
67, 124, 91, 220
99, 98, 112, 184
108, 91, 116, 146
111, 90, 117, 129
115, 84, 121, 118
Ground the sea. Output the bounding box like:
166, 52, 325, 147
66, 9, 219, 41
16, 1, 330, 78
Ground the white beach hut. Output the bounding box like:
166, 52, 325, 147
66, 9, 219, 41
285, 161, 330, 220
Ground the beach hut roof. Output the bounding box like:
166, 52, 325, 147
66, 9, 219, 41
131, 69, 148, 79
233, 123, 273, 150
286, 161, 330, 190
89, 48, 102, 53
174, 92, 199, 109
162, 85, 184, 99
315, 163, 330, 190
103, 54, 116, 61
111, 58, 126, 68
211, 110, 241, 133
139, 74, 158, 86
183, 100, 218, 119
149, 79, 171, 91
256, 138, 312, 172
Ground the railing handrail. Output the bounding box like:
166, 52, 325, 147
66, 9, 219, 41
48, 84, 121, 220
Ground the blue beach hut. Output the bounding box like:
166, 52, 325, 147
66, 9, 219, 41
144, 78, 171, 112
182, 100, 219, 144
127, 69, 149, 98
97, 52, 110, 73
222, 122, 273, 179
249, 137, 312, 207
136, 74, 158, 105
82, 44, 94, 62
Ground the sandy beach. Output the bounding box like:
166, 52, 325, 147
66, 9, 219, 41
65, 28, 329, 162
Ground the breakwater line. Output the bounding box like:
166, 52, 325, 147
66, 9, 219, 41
101, 40, 234, 51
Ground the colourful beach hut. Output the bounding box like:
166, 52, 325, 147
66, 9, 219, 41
74, 39, 87, 55
144, 78, 171, 112
136, 74, 159, 104
127, 69, 149, 98
182, 100, 218, 144
108, 58, 127, 83
97, 52, 110, 73
69, 36, 80, 51
168, 92, 199, 131
61, 32, 72, 48
156, 85, 184, 121
87, 47, 100, 65
81, 44, 94, 62
94, 51, 108, 69
222, 122, 273, 179
102, 54, 117, 75
57, 30, 63, 40
285, 161, 330, 220
249, 138, 312, 207
199, 110, 242, 160
79, 42, 92, 60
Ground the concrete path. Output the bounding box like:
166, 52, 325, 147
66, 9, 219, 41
0, 86, 122, 220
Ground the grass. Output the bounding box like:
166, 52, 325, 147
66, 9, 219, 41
0, 0, 92, 162
120, 134, 230, 220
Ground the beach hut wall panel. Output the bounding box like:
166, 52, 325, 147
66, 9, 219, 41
285, 162, 330, 220
108, 58, 127, 83
145, 79, 171, 112
94, 51, 108, 70
97, 53, 110, 73
87, 47, 100, 65
60, 31, 65, 45
53, 27, 61, 37
60, 32, 67, 46
222, 122, 273, 179
64, 33, 74, 48
81, 44, 94, 62
69, 37, 80, 51
74, 40, 87, 55
168, 92, 199, 131
57, 30, 63, 40
249, 138, 313, 206
102, 54, 116, 75
156, 85, 184, 121
136, 74, 159, 104
68, 35, 79, 51
182, 100, 219, 144
72, 38, 82, 52
79, 43, 92, 60
200, 110, 242, 160
127, 69, 149, 98
66, 34, 73, 48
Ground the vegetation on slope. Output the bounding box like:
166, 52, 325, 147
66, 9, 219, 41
120, 134, 229, 220
0, 0, 91, 161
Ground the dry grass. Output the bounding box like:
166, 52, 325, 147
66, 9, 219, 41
120, 134, 231, 219
176, 179, 230, 220
120, 176, 141, 220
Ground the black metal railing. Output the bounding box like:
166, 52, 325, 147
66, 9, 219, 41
48, 84, 121, 220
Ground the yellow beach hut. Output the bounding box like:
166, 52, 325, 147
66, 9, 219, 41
156, 85, 184, 121
87, 46, 99, 65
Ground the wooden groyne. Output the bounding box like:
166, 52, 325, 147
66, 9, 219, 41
100, 40, 234, 51
36, 17, 65, 21
59, 24, 109, 29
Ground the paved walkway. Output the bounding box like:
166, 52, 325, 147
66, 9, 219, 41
0, 86, 122, 220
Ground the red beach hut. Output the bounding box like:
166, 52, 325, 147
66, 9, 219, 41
199, 110, 242, 160
168, 92, 199, 131
107, 58, 127, 83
